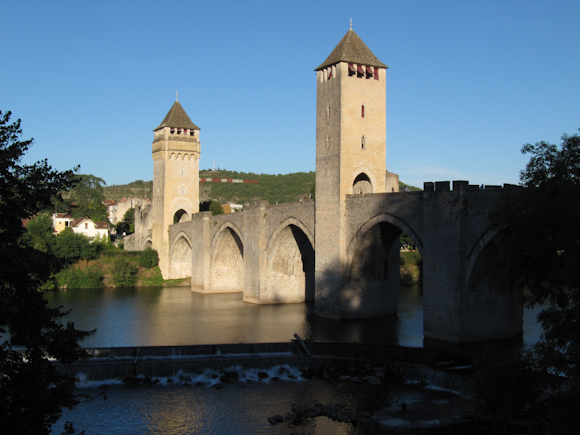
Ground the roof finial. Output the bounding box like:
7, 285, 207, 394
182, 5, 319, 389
176, 89, 178, 102
350, 18, 352, 30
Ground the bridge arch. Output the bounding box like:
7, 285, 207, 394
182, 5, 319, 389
143, 237, 152, 250
464, 227, 523, 341
348, 213, 423, 265
344, 213, 423, 318
209, 221, 244, 292
268, 218, 314, 252
466, 227, 500, 282
265, 218, 315, 303
169, 232, 192, 279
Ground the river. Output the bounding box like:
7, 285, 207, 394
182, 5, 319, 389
44, 285, 543, 434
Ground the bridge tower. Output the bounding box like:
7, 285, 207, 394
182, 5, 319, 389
151, 97, 201, 278
314, 27, 390, 318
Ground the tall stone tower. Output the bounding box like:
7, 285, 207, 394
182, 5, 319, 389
151, 97, 201, 278
314, 27, 388, 318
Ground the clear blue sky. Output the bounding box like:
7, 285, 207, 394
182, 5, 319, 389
2, 1, 579, 188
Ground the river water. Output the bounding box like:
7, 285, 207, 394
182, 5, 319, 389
44, 285, 543, 434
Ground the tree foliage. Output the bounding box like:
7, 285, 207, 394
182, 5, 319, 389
66, 174, 108, 221
122, 207, 135, 222
200, 200, 224, 216
491, 129, 580, 379
472, 349, 543, 432
139, 248, 159, 269
112, 256, 139, 287
0, 111, 92, 434
21, 213, 54, 253
53, 228, 103, 265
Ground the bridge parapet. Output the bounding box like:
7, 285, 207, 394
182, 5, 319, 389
424, 180, 520, 192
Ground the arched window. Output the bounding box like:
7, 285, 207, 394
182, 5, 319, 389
173, 209, 189, 224
352, 173, 372, 195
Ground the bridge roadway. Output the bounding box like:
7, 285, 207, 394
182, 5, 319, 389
163, 181, 522, 345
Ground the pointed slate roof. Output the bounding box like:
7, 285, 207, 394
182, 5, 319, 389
315, 29, 388, 71
154, 100, 200, 131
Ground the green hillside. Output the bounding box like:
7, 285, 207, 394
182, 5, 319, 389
103, 180, 152, 201
103, 171, 420, 205
199, 170, 315, 205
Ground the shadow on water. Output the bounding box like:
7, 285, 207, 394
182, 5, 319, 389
44, 284, 425, 348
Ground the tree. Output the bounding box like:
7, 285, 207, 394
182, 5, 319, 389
21, 213, 55, 253
472, 349, 542, 433
115, 207, 135, 235
122, 207, 135, 222
112, 256, 139, 287
490, 129, 580, 380
0, 111, 92, 434
53, 228, 102, 266
200, 200, 224, 216
67, 174, 108, 222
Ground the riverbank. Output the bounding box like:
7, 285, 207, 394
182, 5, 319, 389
57, 249, 423, 289
55, 254, 189, 289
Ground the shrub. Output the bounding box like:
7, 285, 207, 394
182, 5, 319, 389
55, 266, 104, 289
401, 273, 413, 285
139, 248, 159, 269
112, 256, 139, 287
399, 255, 406, 265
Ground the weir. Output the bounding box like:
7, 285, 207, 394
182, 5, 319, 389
55, 342, 474, 394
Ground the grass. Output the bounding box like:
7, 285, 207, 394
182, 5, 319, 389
400, 250, 422, 284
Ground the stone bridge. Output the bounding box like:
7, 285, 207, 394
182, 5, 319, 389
161, 181, 521, 345
126, 29, 522, 345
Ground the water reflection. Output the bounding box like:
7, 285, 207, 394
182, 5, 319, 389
45, 284, 542, 350
44, 285, 425, 348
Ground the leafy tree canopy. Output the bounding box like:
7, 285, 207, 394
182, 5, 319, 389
53, 227, 103, 265
21, 213, 54, 253
66, 174, 108, 222
200, 200, 224, 216
122, 207, 135, 222
491, 129, 580, 379
0, 111, 92, 434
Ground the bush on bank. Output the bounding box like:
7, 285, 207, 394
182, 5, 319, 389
53, 249, 170, 289
55, 265, 104, 289
112, 256, 139, 287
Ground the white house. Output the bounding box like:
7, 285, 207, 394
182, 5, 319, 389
71, 217, 109, 239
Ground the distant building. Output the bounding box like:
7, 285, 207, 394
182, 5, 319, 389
221, 204, 243, 214
107, 197, 151, 224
